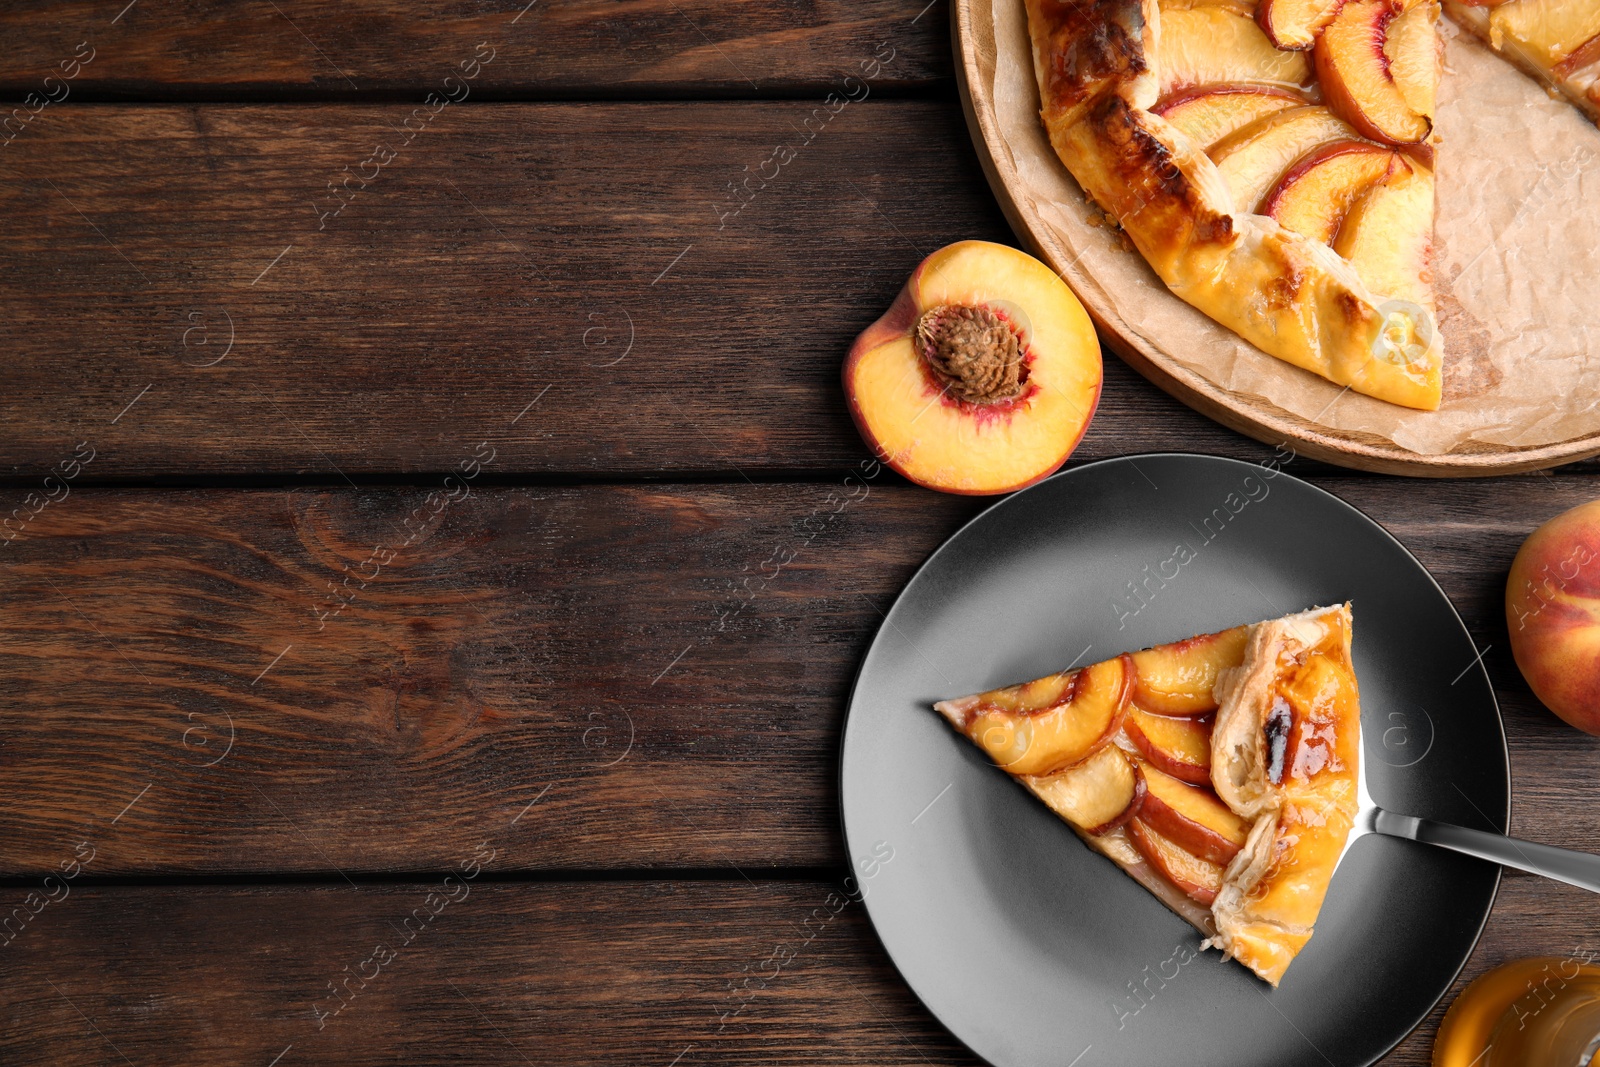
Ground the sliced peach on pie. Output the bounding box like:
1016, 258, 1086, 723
1261, 140, 1403, 244
1152, 85, 1309, 150
1209, 105, 1362, 214
1334, 155, 1435, 311
1028, 745, 1146, 835
932, 606, 1361, 986
973, 666, 1077, 715
1257, 0, 1344, 49
1158, 0, 1314, 97
1387, 1, 1440, 118
1129, 624, 1249, 715
1488, 0, 1600, 72
1315, 0, 1435, 144
1128, 817, 1225, 905
842, 241, 1102, 496
964, 655, 1133, 776
1125, 707, 1213, 784
1138, 763, 1251, 864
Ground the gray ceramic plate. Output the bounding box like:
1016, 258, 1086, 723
839, 453, 1508, 1067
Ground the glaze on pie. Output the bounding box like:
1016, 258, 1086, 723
933, 604, 1360, 985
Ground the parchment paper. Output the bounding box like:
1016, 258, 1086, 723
989, 0, 1600, 456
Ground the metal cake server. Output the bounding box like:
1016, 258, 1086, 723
1343, 746, 1600, 893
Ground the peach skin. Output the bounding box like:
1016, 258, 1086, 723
1506, 499, 1600, 735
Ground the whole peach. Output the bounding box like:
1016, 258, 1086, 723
1506, 500, 1600, 735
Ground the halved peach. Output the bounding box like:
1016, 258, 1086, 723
1125, 707, 1213, 784
1258, 0, 1344, 49
1153, 85, 1308, 150
967, 655, 1132, 777
1315, 0, 1434, 145
1130, 625, 1249, 715
1489, 0, 1600, 71
842, 241, 1101, 496
1138, 763, 1251, 865
1261, 140, 1402, 244
1128, 817, 1225, 904
1209, 105, 1362, 214
1029, 744, 1146, 835
1158, 0, 1314, 97
1334, 155, 1435, 310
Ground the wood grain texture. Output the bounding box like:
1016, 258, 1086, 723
0, 480, 980, 876
0, 99, 1315, 482
0, 0, 950, 99
0, 873, 1591, 1065
1, 475, 1596, 876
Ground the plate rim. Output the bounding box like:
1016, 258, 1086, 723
949, 0, 1600, 477
837, 452, 1509, 1067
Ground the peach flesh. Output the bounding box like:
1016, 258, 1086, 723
1333, 157, 1433, 310
1257, 0, 1344, 49
1128, 817, 1223, 904
1314, 0, 1432, 145
842, 240, 1102, 496
1138, 763, 1249, 865
1153, 85, 1308, 150
968, 655, 1131, 777
1208, 106, 1362, 215
1261, 140, 1400, 245
1158, 1, 1313, 97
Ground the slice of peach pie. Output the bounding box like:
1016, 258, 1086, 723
933, 604, 1361, 985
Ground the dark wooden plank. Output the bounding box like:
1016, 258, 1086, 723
0, 100, 1294, 480
0, 480, 980, 875
1, 475, 1597, 876
0, 873, 1589, 1064
0, 1, 950, 99
0, 879, 971, 1066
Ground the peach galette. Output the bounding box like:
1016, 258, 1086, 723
1027, 0, 1444, 410
933, 604, 1360, 985
1446, 0, 1600, 123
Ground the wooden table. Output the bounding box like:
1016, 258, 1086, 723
0, 3, 1595, 1063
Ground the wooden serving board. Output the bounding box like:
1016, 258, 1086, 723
951, 0, 1600, 477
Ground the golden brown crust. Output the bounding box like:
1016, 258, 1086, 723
1030, 0, 1155, 126
1025, 0, 1444, 410
1205, 604, 1360, 986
